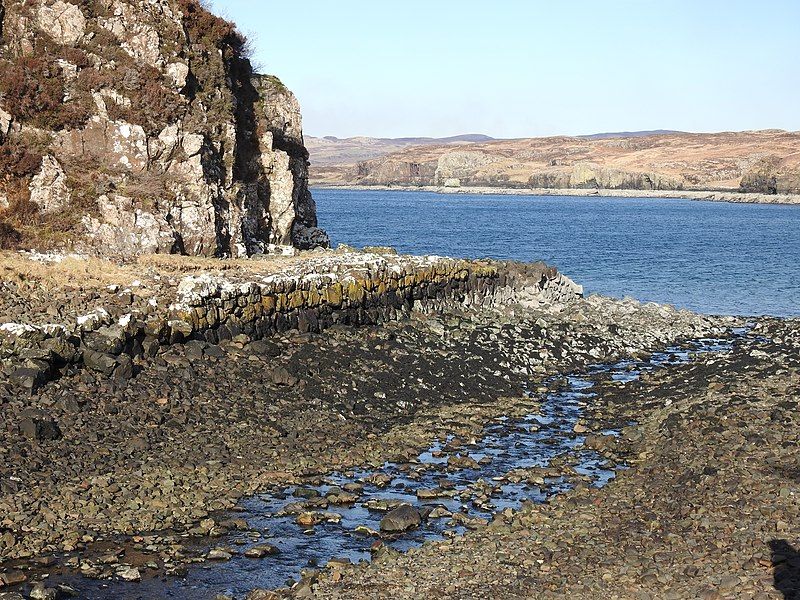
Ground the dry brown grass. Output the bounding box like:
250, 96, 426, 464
0, 252, 138, 290
0, 251, 311, 291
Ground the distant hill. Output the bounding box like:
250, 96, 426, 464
309, 129, 800, 195
307, 131, 687, 169
306, 134, 496, 167
579, 130, 685, 140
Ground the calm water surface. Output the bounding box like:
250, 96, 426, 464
314, 189, 800, 316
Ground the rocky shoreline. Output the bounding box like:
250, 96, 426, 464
313, 185, 800, 205
310, 317, 800, 599
0, 251, 797, 600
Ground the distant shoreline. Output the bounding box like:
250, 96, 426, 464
311, 184, 800, 205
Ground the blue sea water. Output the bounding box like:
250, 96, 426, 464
313, 188, 800, 317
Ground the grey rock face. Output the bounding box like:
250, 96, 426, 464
28, 156, 71, 215
0, 0, 328, 257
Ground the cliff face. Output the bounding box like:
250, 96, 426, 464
0, 0, 328, 256
311, 130, 800, 195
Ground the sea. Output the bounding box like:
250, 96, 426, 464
314, 188, 800, 317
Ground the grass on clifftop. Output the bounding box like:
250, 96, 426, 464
0, 251, 316, 291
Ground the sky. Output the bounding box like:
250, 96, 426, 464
207, 0, 800, 139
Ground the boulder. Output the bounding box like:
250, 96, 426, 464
35, 0, 86, 46
29, 156, 71, 215
19, 418, 63, 442
380, 504, 421, 533
83, 349, 118, 376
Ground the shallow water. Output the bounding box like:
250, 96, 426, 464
39, 335, 737, 599
314, 189, 800, 317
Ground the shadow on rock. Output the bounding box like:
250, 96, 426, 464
771, 539, 800, 599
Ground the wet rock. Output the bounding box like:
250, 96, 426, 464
219, 518, 249, 531
28, 583, 57, 600
416, 488, 441, 499
117, 566, 141, 582
367, 473, 393, 488
354, 525, 380, 536
380, 504, 421, 533
206, 548, 234, 561
327, 490, 359, 505
244, 544, 279, 558
447, 455, 479, 470
296, 512, 322, 527
293, 487, 320, 499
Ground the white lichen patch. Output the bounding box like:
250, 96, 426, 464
77, 308, 110, 330
18, 251, 88, 264
0, 323, 37, 336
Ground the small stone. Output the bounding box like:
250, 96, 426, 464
206, 548, 233, 561
29, 583, 57, 600
113, 354, 134, 380
293, 487, 320, 499
19, 418, 62, 442
296, 512, 319, 527
244, 544, 279, 558
117, 566, 141, 582
270, 366, 298, 386
0, 571, 27, 586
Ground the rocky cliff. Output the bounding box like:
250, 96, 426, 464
0, 0, 328, 257
311, 130, 800, 195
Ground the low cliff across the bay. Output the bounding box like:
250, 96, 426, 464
310, 129, 800, 198
0, 0, 328, 257
0, 249, 582, 390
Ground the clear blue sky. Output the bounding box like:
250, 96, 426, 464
208, 0, 800, 139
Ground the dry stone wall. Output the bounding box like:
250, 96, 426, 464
0, 254, 582, 390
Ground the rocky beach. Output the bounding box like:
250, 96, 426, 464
0, 248, 797, 600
